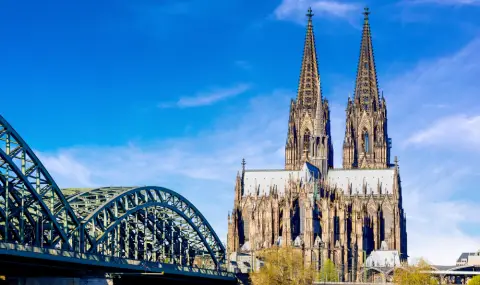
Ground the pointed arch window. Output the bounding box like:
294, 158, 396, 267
363, 130, 369, 153
304, 130, 311, 152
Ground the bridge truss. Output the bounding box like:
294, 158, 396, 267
0, 115, 227, 275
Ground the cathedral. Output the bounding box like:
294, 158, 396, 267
227, 7, 408, 281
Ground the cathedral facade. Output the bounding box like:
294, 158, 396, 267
227, 8, 407, 280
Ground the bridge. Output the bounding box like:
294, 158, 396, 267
0, 115, 236, 284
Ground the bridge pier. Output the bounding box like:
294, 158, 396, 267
7, 277, 113, 285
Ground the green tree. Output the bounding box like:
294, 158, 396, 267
250, 246, 315, 285
468, 275, 480, 285
393, 258, 437, 285
317, 258, 339, 282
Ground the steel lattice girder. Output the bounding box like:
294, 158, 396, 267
0, 115, 81, 249
68, 187, 226, 267
0, 115, 226, 270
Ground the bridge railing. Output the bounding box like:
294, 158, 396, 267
0, 242, 235, 279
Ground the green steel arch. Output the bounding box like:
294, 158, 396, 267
0, 114, 228, 273
0, 115, 81, 249
67, 186, 226, 267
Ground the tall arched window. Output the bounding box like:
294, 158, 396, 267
303, 130, 311, 152
364, 131, 369, 153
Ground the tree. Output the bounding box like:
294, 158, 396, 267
250, 246, 315, 285
468, 275, 480, 285
317, 259, 339, 282
393, 258, 438, 285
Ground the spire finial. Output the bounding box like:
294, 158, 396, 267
306, 7, 314, 20
241, 158, 246, 172
363, 6, 370, 20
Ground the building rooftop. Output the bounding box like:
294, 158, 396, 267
243, 162, 319, 196
327, 168, 395, 195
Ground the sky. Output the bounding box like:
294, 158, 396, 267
1, 0, 479, 265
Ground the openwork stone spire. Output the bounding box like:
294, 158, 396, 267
354, 7, 380, 111
285, 8, 333, 172
296, 7, 321, 111
343, 7, 390, 169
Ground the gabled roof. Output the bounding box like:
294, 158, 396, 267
243, 162, 319, 196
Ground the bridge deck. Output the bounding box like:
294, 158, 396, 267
0, 242, 235, 281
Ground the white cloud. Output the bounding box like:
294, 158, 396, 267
383, 38, 480, 140
36, 152, 96, 187
405, 114, 480, 149
404, 0, 480, 5
158, 83, 251, 108
274, 0, 360, 23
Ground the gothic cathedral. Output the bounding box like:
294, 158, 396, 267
227, 8, 407, 280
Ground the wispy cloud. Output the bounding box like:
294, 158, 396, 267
274, 0, 360, 23
403, 0, 480, 5
158, 83, 251, 108
405, 114, 480, 149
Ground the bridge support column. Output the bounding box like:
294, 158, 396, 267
7, 277, 113, 285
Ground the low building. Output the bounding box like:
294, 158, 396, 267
228, 252, 264, 273
365, 241, 401, 268
456, 250, 480, 266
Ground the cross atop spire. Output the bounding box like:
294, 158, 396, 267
363, 6, 370, 20
306, 7, 314, 20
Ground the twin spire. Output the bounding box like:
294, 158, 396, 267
297, 6, 378, 109
287, 7, 381, 171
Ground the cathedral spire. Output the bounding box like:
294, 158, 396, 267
296, 7, 321, 110
285, 8, 333, 171
354, 7, 380, 111
342, 7, 389, 169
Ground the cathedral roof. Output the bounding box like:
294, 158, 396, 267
242, 162, 319, 196
327, 168, 395, 195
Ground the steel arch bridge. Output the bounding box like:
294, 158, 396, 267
0, 115, 233, 281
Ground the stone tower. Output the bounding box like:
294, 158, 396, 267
343, 8, 390, 169
285, 8, 334, 174
227, 8, 408, 281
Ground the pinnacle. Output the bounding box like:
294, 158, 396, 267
296, 8, 321, 111
353, 7, 379, 110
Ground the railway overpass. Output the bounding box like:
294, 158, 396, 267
0, 115, 236, 284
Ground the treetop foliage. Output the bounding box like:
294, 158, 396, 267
393, 258, 437, 285
249, 246, 315, 285
468, 275, 480, 285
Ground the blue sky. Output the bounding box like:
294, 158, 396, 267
1, 0, 480, 264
